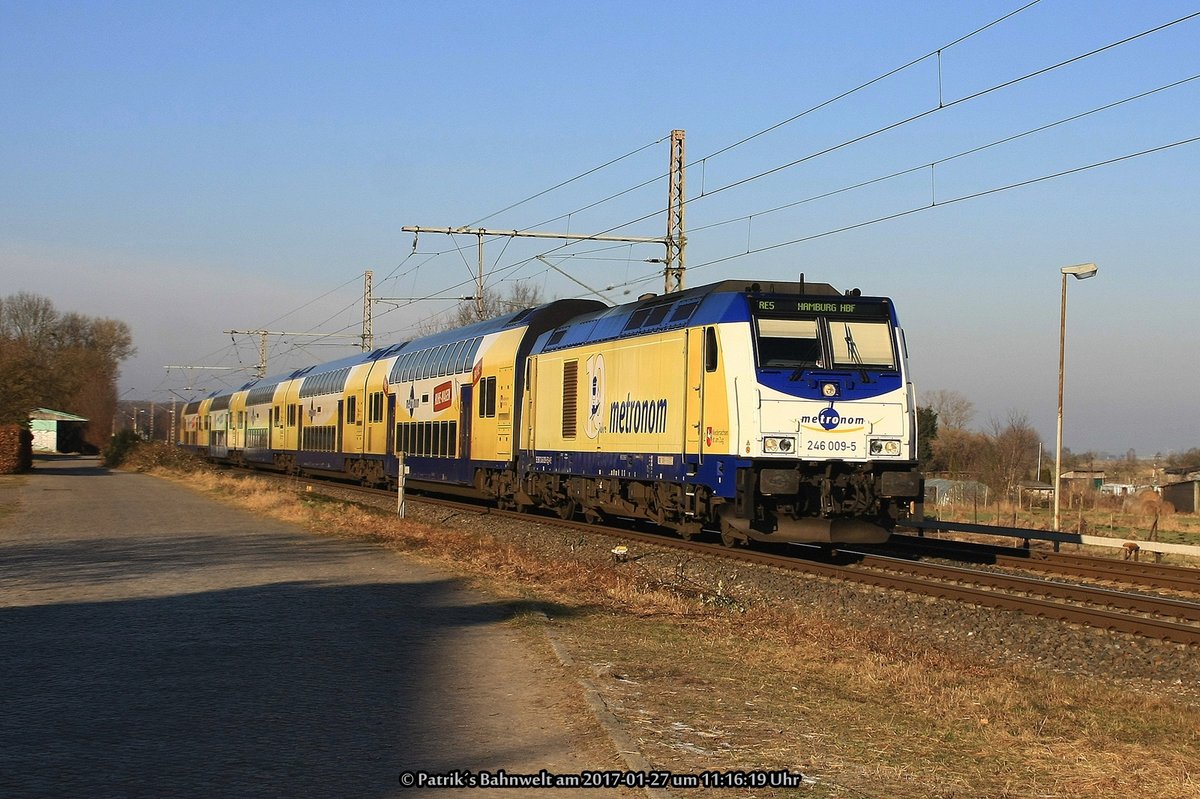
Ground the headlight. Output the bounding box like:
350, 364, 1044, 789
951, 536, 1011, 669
869, 438, 901, 456
762, 436, 795, 454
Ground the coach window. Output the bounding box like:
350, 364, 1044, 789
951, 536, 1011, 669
705, 327, 719, 373
436, 343, 454, 377
447, 340, 467, 374
346, 395, 357, 424
369, 391, 385, 423
461, 337, 482, 373
434, 343, 448, 376
287, 404, 297, 427
478, 376, 497, 418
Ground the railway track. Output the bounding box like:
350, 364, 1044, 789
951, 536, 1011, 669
240, 469, 1200, 646
590, 529, 1200, 647
884, 532, 1200, 594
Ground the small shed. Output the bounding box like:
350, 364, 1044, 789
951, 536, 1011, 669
1017, 479, 1054, 506
1161, 480, 1199, 514
29, 408, 89, 453
1061, 469, 1106, 490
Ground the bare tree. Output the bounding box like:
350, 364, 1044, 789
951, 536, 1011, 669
928, 426, 989, 477
921, 388, 975, 431
0, 293, 135, 445
427, 280, 547, 333
0, 337, 42, 425
981, 410, 1041, 500
0, 291, 59, 343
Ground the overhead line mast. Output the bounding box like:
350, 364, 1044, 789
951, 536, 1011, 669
224, 329, 368, 378
402, 129, 688, 301
665, 129, 686, 293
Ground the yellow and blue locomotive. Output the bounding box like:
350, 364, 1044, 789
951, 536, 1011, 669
180, 279, 921, 544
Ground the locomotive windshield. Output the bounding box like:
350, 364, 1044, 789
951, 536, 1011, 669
756, 319, 822, 368
752, 300, 897, 372
830, 320, 896, 370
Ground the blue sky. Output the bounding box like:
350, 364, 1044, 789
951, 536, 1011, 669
2, 0, 1197, 456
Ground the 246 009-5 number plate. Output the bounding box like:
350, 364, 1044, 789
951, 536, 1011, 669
805, 439, 858, 453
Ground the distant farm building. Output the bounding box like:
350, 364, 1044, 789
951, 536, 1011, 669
29, 408, 89, 453
1164, 465, 1200, 482
1161, 479, 1199, 514
1060, 469, 1105, 490
1017, 479, 1054, 506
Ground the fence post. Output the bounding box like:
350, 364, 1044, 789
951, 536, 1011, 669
397, 451, 407, 518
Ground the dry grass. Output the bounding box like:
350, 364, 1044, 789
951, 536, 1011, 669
141, 456, 1200, 799
936, 498, 1200, 540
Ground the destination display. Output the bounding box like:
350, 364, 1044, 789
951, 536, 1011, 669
753, 298, 890, 317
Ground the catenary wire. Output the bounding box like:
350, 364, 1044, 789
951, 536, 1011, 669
678, 135, 1200, 275
687, 72, 1200, 236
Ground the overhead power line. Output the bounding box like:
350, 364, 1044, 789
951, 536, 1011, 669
688, 72, 1200, 237
463, 135, 668, 228
694, 0, 1045, 164
691, 10, 1200, 204
497, 1, 1047, 237
681, 135, 1200, 274
520, 7, 1200, 266
251, 1, 1056, 341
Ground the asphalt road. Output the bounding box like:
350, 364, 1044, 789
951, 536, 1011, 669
0, 456, 626, 798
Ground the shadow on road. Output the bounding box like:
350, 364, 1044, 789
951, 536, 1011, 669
0, 578, 573, 798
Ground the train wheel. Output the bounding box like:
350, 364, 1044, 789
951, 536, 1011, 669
716, 507, 750, 548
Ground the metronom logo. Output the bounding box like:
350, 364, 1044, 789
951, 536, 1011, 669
609, 395, 669, 434
799, 409, 866, 430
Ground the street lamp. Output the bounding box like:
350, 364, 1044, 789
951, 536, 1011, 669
1054, 262, 1098, 531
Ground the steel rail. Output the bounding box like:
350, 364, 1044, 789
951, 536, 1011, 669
835, 549, 1200, 623
473, 506, 1200, 646
887, 533, 1200, 593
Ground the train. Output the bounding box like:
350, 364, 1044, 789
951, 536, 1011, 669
179, 279, 922, 545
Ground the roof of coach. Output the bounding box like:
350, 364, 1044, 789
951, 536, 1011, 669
201, 298, 605, 398
396, 298, 604, 352
533, 278, 864, 353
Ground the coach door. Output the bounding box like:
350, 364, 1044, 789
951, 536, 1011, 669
496, 364, 514, 458
459, 385, 473, 460
211, 411, 229, 458
386, 392, 396, 457
364, 389, 386, 454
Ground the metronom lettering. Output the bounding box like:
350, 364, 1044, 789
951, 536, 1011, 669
609, 395, 669, 434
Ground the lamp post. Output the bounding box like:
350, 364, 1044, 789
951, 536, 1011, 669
1054, 262, 1098, 531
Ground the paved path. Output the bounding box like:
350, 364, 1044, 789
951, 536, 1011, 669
0, 457, 629, 798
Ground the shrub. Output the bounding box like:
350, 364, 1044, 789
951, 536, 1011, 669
102, 429, 142, 467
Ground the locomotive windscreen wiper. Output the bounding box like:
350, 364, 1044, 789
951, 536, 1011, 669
842, 323, 871, 383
